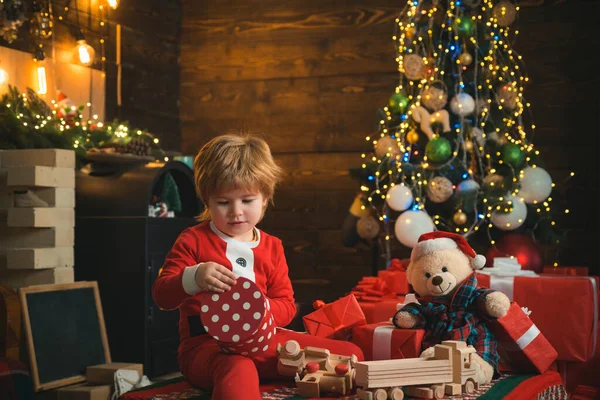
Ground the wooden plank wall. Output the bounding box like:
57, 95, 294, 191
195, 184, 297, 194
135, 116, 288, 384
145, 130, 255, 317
180, 0, 599, 303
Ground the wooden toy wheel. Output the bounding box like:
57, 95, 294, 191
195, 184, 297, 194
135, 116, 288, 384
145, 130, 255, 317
463, 380, 475, 394
387, 387, 404, 400
432, 385, 445, 399
373, 388, 388, 400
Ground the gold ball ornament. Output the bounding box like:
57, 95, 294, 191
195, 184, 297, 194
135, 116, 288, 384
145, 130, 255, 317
406, 130, 420, 144
453, 210, 468, 225
426, 176, 454, 203
459, 52, 473, 66
498, 85, 518, 110
421, 81, 448, 111
356, 215, 380, 240
375, 136, 401, 158
402, 54, 425, 81
493, 1, 517, 27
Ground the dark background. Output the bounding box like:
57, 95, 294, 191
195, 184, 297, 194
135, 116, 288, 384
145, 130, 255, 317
5, 0, 599, 304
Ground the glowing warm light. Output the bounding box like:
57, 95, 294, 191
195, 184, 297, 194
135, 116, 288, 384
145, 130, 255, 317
0, 69, 8, 84
107, 0, 119, 9
76, 39, 95, 66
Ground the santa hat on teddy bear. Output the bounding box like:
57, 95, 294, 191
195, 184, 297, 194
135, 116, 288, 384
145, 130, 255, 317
410, 231, 486, 270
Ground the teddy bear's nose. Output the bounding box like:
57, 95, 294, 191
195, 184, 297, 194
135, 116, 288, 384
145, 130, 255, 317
432, 276, 443, 286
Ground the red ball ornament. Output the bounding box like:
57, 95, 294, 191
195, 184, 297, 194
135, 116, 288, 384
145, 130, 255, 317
485, 233, 543, 273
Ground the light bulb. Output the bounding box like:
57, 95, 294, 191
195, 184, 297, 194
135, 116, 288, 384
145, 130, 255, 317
107, 0, 119, 9
35, 49, 47, 95
75, 39, 95, 66
0, 69, 8, 84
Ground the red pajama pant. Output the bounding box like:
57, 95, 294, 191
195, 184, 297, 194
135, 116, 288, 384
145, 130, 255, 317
180, 329, 364, 400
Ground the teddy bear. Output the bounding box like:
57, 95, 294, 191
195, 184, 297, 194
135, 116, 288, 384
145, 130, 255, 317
392, 231, 510, 385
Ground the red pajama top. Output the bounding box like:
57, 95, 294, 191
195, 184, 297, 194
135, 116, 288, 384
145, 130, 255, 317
152, 221, 296, 356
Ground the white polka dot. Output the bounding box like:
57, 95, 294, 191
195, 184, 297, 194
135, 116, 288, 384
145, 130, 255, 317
232, 292, 240, 300
214, 336, 219, 340
253, 312, 261, 320
243, 302, 250, 310
201, 305, 209, 312
272, 328, 277, 335
243, 323, 251, 331
258, 336, 264, 343
222, 303, 230, 312
269, 318, 273, 326
267, 332, 272, 339
232, 335, 240, 342
252, 347, 258, 352
212, 294, 219, 301
246, 339, 254, 344
228, 347, 236, 352
222, 325, 230, 332
243, 282, 251, 289
211, 315, 219, 323
232, 313, 240, 321
263, 345, 269, 352
262, 322, 267, 330
253, 291, 261, 299
205, 326, 209, 332
241, 352, 248, 356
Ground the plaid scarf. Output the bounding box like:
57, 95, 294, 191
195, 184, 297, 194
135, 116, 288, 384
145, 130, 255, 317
396, 273, 499, 370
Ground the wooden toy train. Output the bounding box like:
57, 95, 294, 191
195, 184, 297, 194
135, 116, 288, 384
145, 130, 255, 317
277, 340, 479, 399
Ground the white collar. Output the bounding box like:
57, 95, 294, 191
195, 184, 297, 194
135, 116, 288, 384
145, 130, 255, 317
209, 221, 261, 248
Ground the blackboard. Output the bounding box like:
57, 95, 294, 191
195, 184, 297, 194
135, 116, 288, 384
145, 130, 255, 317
19, 281, 111, 391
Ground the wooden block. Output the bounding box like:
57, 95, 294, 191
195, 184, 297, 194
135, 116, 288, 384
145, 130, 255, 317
0, 226, 74, 248
0, 188, 74, 208
7, 166, 75, 188
0, 149, 75, 169
0, 267, 74, 288
57, 384, 112, 400
4, 247, 74, 269
7, 208, 74, 227
86, 363, 144, 385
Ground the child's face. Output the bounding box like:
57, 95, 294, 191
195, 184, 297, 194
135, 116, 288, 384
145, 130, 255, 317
208, 186, 267, 241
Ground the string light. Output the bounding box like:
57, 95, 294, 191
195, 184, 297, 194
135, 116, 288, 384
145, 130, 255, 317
34, 49, 47, 95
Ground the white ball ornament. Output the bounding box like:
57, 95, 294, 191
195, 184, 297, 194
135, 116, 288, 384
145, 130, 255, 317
357, 215, 380, 240
402, 54, 425, 81
491, 194, 528, 231
426, 176, 453, 203
450, 93, 475, 116
386, 184, 414, 211
518, 167, 553, 204
394, 210, 435, 248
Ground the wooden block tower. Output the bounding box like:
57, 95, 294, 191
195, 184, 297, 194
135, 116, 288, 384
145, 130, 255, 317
0, 149, 76, 288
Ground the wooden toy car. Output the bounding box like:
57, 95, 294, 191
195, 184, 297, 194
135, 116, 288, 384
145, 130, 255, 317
354, 340, 479, 400
276, 340, 358, 398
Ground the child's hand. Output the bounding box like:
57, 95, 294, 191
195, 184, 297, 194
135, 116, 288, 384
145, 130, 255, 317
195, 262, 237, 293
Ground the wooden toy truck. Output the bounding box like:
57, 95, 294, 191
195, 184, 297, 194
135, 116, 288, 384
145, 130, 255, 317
354, 340, 479, 400
276, 340, 358, 398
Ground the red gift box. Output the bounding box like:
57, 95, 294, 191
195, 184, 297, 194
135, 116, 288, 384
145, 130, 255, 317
358, 297, 405, 324
302, 294, 366, 340
542, 266, 589, 276
477, 273, 598, 363
351, 322, 425, 361
488, 302, 558, 374
377, 270, 411, 295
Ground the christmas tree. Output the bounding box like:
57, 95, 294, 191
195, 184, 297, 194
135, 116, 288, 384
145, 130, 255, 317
350, 0, 568, 269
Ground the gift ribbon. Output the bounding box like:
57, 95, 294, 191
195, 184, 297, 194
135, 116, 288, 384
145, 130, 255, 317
502, 323, 540, 352
372, 324, 395, 360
